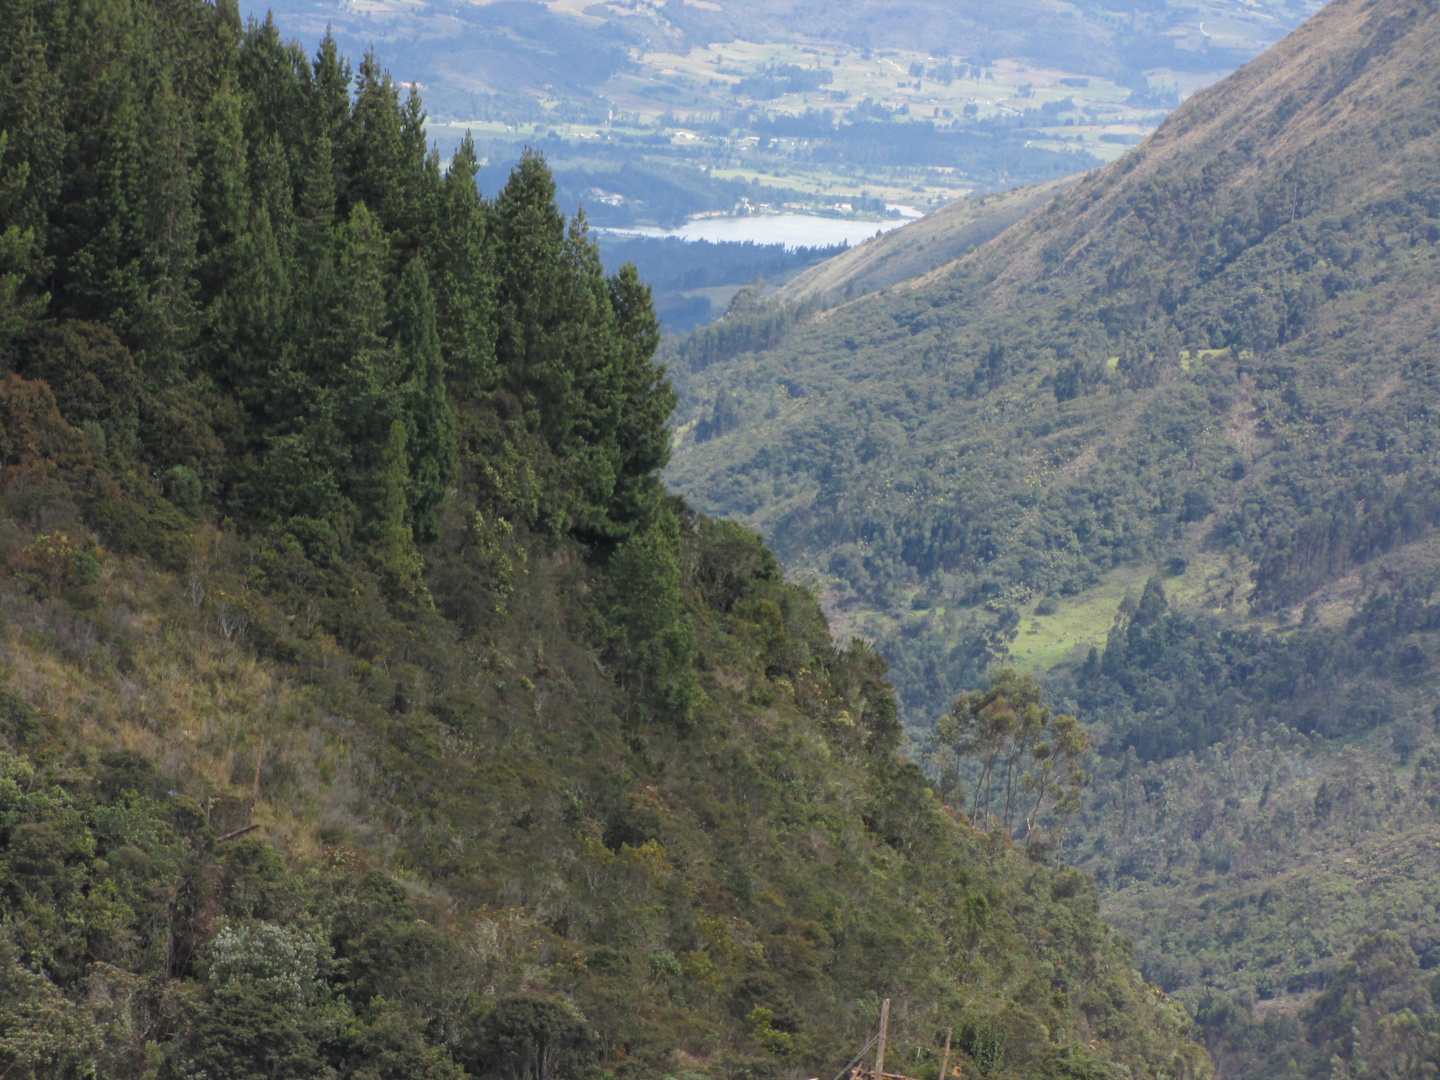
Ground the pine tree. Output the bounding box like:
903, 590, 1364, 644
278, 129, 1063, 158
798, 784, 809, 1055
209, 203, 289, 419
0, 131, 47, 350
309, 32, 352, 202
559, 209, 624, 536
329, 202, 398, 522
348, 52, 412, 237
247, 131, 295, 245
295, 133, 337, 255
492, 151, 623, 535
392, 257, 457, 543
64, 86, 148, 340
432, 133, 495, 402
196, 0, 244, 91
371, 417, 428, 603
196, 72, 252, 292
237, 12, 313, 166
135, 72, 200, 377
396, 88, 436, 251
0, 2, 63, 296
291, 132, 339, 359
492, 148, 569, 430
606, 262, 674, 534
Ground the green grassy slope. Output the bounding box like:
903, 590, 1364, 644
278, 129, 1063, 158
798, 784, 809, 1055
663, 0, 1440, 1074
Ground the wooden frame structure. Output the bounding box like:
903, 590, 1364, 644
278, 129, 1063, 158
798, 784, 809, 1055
840, 999, 957, 1080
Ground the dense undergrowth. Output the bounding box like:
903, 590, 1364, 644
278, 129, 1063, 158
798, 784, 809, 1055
0, 514, 1206, 1079
1066, 685, 1440, 1080
0, 0, 1209, 1076
659, 1, 1440, 1077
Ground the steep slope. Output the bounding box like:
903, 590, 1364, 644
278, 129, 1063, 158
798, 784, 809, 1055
669, 0, 1440, 719
773, 178, 1081, 308
0, 1, 1207, 1077
664, 0, 1440, 1075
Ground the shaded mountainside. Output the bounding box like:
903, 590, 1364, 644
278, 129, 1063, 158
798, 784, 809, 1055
662, 0, 1440, 1076
0, 0, 1206, 1077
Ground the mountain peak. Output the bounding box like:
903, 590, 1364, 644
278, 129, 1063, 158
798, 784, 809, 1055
980, 0, 1440, 293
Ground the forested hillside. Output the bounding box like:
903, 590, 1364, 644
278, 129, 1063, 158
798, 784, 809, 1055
0, 0, 1207, 1076
663, 0, 1440, 1075
668, 0, 1440, 731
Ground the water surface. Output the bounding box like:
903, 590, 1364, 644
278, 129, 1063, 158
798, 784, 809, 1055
602, 213, 913, 249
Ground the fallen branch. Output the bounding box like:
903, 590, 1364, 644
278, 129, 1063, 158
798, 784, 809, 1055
216, 823, 261, 842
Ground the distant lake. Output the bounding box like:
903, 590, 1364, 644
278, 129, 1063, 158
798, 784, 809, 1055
601, 211, 917, 249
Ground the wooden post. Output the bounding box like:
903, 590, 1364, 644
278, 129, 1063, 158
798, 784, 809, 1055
874, 998, 890, 1080
939, 1026, 953, 1080
247, 736, 265, 825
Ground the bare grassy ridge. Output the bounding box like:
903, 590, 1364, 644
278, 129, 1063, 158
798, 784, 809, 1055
773, 178, 1083, 308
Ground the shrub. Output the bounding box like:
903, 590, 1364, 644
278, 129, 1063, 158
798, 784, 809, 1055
462, 995, 593, 1080
9, 532, 99, 595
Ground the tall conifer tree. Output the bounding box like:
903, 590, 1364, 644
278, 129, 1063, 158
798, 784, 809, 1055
309, 33, 352, 206
392, 257, 457, 542
211, 204, 288, 418
196, 72, 251, 290
607, 262, 673, 533
330, 202, 398, 528
0, 133, 46, 349
136, 72, 200, 377
348, 52, 411, 235
65, 88, 148, 340
432, 133, 495, 402
0, 4, 63, 302
372, 416, 427, 601
493, 151, 628, 534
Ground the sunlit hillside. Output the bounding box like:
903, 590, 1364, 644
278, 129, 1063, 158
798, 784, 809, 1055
663, 0, 1440, 1074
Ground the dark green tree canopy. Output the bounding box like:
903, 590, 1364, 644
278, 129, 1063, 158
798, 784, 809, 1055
0, 0, 673, 564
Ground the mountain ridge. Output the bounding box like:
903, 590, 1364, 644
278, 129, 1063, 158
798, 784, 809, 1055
970, 0, 1439, 295
772, 177, 1082, 307
663, 1, 1440, 1074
